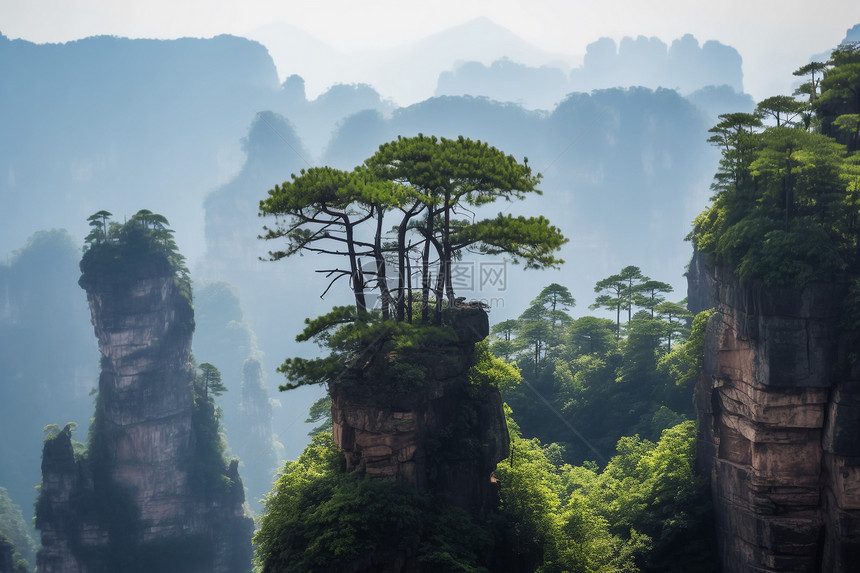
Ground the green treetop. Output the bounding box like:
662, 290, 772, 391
79, 209, 190, 300
590, 266, 650, 335
196, 362, 227, 400
260, 135, 567, 328
815, 43, 860, 150
690, 44, 860, 287
756, 95, 805, 128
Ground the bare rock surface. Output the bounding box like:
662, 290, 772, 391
690, 261, 860, 572
331, 307, 508, 513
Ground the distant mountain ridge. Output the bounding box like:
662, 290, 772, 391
247, 17, 578, 105
436, 33, 746, 110
0, 32, 280, 258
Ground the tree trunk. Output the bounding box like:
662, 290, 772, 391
406, 247, 413, 324
395, 204, 420, 322
426, 233, 447, 326
442, 190, 455, 306
343, 215, 367, 313
421, 209, 434, 322
374, 209, 391, 320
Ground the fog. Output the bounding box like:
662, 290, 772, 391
0, 21, 855, 526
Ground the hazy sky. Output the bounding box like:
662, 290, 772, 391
2, 0, 859, 103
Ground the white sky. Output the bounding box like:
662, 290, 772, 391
2, 0, 859, 103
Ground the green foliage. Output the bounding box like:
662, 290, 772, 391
260, 135, 565, 320
195, 362, 228, 399
590, 267, 657, 335
258, 413, 705, 573
496, 281, 695, 465
42, 423, 61, 440
756, 95, 804, 127
657, 309, 714, 391
255, 434, 437, 572
0, 486, 36, 571
189, 373, 237, 498
568, 316, 616, 356
691, 46, 860, 287
491, 406, 699, 573
815, 43, 860, 150
277, 307, 458, 391
417, 505, 493, 572
258, 309, 714, 572
569, 422, 717, 573
79, 209, 192, 304
305, 395, 333, 437
469, 341, 522, 394
454, 213, 567, 270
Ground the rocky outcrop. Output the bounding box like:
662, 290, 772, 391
330, 306, 509, 512
690, 261, 860, 572
36, 261, 253, 573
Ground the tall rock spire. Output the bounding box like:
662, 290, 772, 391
36, 212, 253, 573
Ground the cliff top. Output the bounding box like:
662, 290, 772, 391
78, 209, 190, 298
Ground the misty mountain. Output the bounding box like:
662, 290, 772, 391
808, 24, 860, 68
0, 32, 279, 259
250, 17, 577, 106
0, 33, 399, 262
686, 84, 756, 120
245, 20, 345, 98
275, 75, 395, 158
0, 230, 97, 516
572, 34, 744, 94
436, 58, 571, 110
436, 33, 749, 112
371, 17, 576, 105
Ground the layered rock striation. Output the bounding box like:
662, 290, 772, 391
36, 259, 253, 573
330, 306, 510, 512
690, 253, 860, 572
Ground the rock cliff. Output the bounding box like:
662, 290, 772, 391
330, 306, 510, 512
690, 255, 860, 572
36, 259, 253, 573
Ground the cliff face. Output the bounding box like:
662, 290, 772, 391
330, 307, 510, 512
37, 263, 253, 573
690, 257, 860, 572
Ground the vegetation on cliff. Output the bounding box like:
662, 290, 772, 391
35, 213, 251, 572
79, 209, 191, 303
276, 305, 463, 391
259, 134, 566, 326
260, 136, 566, 395
256, 370, 712, 573
255, 344, 513, 572
689, 43, 860, 287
